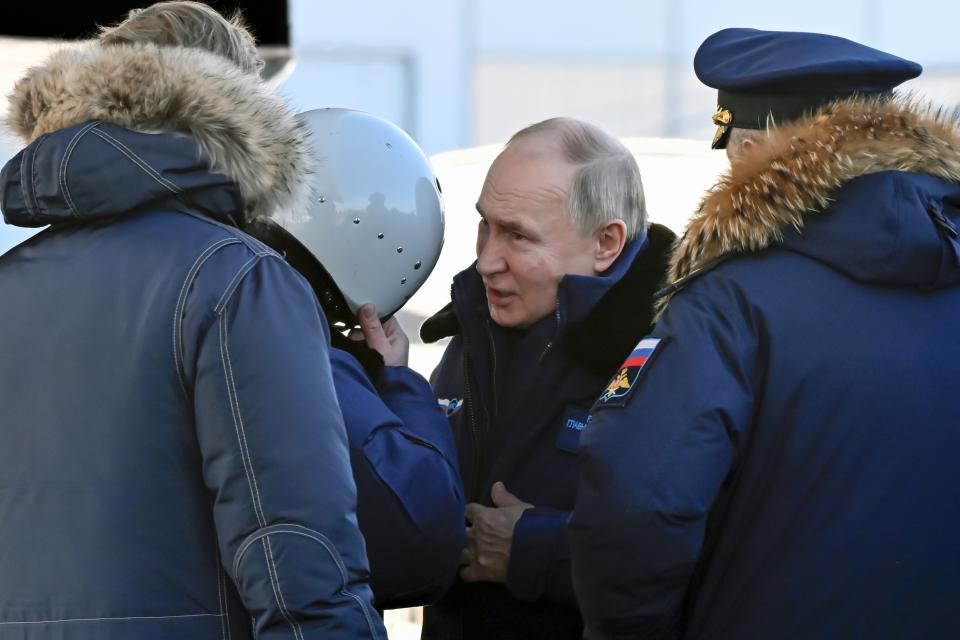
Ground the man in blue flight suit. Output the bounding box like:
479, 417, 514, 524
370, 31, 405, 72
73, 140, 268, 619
244, 108, 466, 611
419, 117, 677, 639
569, 28, 960, 640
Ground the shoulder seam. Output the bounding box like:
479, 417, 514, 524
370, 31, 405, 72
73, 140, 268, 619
173, 208, 278, 256
213, 252, 289, 316
173, 237, 246, 401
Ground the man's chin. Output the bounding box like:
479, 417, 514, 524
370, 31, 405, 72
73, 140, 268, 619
488, 303, 515, 327
488, 303, 533, 329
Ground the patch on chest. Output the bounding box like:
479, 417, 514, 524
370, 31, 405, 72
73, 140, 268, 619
595, 337, 662, 409
555, 406, 592, 453
437, 396, 464, 417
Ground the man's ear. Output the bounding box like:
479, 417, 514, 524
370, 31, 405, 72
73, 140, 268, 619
594, 219, 627, 273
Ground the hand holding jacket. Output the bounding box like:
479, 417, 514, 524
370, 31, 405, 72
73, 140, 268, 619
461, 482, 533, 583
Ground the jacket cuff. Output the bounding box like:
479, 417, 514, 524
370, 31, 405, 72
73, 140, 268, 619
377, 363, 433, 398
377, 366, 452, 437
505, 507, 570, 602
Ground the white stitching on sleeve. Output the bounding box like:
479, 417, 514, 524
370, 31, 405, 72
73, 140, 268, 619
215, 537, 226, 640
262, 537, 304, 640
0, 613, 220, 625
223, 565, 232, 640
215, 260, 380, 638
233, 525, 381, 639
214, 255, 261, 314
173, 238, 242, 400
219, 307, 302, 639
218, 312, 267, 527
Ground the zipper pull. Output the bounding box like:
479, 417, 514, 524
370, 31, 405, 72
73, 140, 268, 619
538, 341, 554, 363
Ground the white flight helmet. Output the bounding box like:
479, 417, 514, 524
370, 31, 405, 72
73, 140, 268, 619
273, 108, 444, 320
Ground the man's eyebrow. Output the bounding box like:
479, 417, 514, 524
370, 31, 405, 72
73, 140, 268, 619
475, 205, 536, 235
500, 217, 538, 237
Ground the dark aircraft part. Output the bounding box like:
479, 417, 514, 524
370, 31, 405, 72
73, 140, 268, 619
2, 2, 288, 46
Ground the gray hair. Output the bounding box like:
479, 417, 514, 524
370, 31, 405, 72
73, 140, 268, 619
508, 117, 647, 240
98, 1, 263, 76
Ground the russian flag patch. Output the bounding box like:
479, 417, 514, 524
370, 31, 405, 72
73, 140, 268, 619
595, 337, 662, 409
437, 397, 463, 417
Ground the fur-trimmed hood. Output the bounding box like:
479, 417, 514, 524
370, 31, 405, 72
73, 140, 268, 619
5, 41, 311, 221
664, 96, 960, 304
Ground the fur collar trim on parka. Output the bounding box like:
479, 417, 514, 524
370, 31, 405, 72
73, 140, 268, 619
6, 42, 312, 221
663, 95, 960, 307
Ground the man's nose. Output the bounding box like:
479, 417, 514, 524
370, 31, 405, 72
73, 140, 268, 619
476, 234, 507, 277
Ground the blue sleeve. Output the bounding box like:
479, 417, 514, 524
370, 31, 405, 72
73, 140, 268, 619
189, 253, 385, 639
332, 350, 466, 609
569, 276, 759, 640
506, 507, 576, 607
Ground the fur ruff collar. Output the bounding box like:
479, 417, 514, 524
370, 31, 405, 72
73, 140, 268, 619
6, 42, 312, 221
665, 96, 960, 304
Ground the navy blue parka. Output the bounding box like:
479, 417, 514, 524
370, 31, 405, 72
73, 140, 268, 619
570, 98, 960, 640
0, 42, 385, 640
420, 224, 676, 640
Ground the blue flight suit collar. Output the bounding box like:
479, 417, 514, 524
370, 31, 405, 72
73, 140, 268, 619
451, 234, 649, 337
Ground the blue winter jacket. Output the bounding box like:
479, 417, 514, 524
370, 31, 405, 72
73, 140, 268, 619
330, 349, 465, 609
420, 225, 676, 640
239, 218, 467, 610
570, 100, 960, 640
0, 121, 384, 639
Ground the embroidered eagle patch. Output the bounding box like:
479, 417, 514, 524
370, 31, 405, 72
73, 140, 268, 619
595, 337, 662, 409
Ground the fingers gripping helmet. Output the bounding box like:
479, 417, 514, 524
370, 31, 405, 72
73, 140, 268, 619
271, 108, 444, 321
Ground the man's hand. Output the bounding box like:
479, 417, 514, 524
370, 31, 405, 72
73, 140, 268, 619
460, 482, 533, 583
348, 303, 409, 367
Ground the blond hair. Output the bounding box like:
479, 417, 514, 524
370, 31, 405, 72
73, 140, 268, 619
99, 1, 263, 76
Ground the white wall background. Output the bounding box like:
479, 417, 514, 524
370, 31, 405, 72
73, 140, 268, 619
3, 0, 960, 253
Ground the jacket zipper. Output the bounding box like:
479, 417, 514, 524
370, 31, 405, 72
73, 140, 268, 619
461, 321, 498, 502
485, 318, 499, 415
538, 297, 562, 363
462, 351, 484, 501
538, 341, 555, 363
